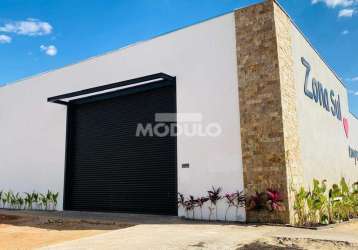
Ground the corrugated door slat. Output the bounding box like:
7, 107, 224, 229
65, 83, 177, 215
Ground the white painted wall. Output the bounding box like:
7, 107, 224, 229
0, 13, 245, 221
291, 24, 358, 188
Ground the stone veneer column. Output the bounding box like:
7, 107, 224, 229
235, 0, 302, 224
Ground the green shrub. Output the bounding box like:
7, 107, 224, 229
0, 190, 58, 211
293, 187, 308, 226
329, 178, 354, 222
294, 177, 358, 226
352, 182, 358, 217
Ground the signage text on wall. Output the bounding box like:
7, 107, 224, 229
349, 146, 358, 166
301, 57, 342, 121
301, 58, 356, 165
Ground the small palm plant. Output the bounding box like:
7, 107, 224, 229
24, 192, 34, 209
188, 196, 197, 219
223, 191, 246, 221
39, 193, 48, 210
15, 193, 24, 209
177, 193, 186, 216
46, 190, 52, 210
0, 190, 59, 211
196, 197, 209, 220
236, 191, 246, 207
8, 191, 16, 209
2, 191, 10, 208
183, 198, 195, 218
224, 192, 237, 221
177, 193, 185, 209
51, 192, 59, 210
234, 191, 246, 220
32, 191, 39, 210
207, 186, 222, 221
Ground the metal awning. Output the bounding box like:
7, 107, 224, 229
47, 73, 175, 105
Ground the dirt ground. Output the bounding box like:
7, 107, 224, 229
237, 221, 358, 250
236, 237, 356, 250
1, 212, 358, 250
0, 214, 132, 250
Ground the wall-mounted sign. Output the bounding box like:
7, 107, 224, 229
349, 146, 358, 158
343, 118, 349, 138
301, 58, 354, 164
182, 163, 190, 168
301, 57, 342, 121
349, 146, 358, 165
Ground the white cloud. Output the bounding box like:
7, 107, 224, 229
40, 45, 57, 56
348, 76, 358, 82
312, 0, 355, 8
0, 34, 11, 43
0, 18, 52, 36
341, 29, 350, 34
338, 8, 355, 17
347, 89, 358, 95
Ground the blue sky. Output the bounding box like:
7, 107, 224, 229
0, 0, 357, 114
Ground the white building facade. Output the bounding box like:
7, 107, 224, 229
0, 0, 357, 224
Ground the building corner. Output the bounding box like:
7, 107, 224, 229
235, 0, 303, 224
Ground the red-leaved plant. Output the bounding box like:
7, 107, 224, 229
266, 189, 285, 212
177, 193, 210, 220
235, 190, 246, 219
248, 189, 286, 212
177, 193, 185, 208
178, 193, 195, 218
196, 196, 209, 220
224, 193, 237, 221
208, 186, 222, 220
183, 196, 196, 218
236, 190, 246, 208
247, 191, 266, 211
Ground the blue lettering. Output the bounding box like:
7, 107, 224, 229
312, 79, 319, 103
337, 95, 342, 121
323, 88, 329, 112
317, 81, 324, 107
301, 57, 313, 99
302, 58, 343, 122
330, 90, 336, 116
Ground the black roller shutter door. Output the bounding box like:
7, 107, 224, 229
64, 82, 177, 215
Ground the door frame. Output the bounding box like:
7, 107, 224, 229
60, 76, 177, 213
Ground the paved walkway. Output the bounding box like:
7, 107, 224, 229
40, 224, 271, 250
3, 210, 358, 249
40, 222, 358, 250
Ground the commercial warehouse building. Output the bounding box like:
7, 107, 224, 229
1, 0, 357, 224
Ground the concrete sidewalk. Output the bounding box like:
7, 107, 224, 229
40, 222, 358, 250
3, 209, 358, 249
40, 224, 270, 250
